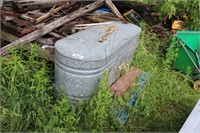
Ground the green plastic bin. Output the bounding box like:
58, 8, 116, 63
174, 31, 200, 75
173, 31, 200, 92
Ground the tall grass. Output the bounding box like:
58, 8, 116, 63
0, 24, 199, 132
0, 45, 51, 131
127, 24, 200, 131
0, 45, 77, 132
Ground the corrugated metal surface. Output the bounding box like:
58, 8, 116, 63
54, 21, 141, 103
179, 99, 200, 133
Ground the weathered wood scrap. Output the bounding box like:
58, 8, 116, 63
12, 0, 73, 12
0, 0, 105, 56
35, 2, 77, 24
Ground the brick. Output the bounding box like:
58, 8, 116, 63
109, 68, 142, 96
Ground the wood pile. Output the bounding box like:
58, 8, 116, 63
0, 0, 125, 59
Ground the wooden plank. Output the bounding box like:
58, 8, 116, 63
49, 32, 64, 39
75, 21, 114, 27
105, 0, 125, 21
12, 0, 73, 12
1, 30, 55, 61
36, 2, 75, 24
1, 30, 19, 42
1, 30, 55, 45
0, 0, 105, 56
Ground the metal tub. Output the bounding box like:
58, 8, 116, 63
54, 21, 141, 103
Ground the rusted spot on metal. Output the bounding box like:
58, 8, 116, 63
110, 68, 142, 96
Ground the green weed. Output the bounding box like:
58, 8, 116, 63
0, 44, 77, 132
156, 0, 199, 30
128, 25, 199, 131
166, 37, 179, 67
1, 45, 52, 131
76, 71, 114, 132
128, 0, 199, 30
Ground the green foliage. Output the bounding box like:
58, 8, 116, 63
156, 0, 199, 30
35, 94, 78, 132
0, 45, 53, 132
125, 0, 199, 30
166, 37, 179, 67
134, 0, 155, 5
0, 44, 77, 132
0, 51, 117, 132
179, 0, 199, 30
129, 26, 199, 131
157, 0, 179, 19
77, 71, 115, 132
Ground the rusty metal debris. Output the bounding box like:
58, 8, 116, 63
99, 25, 118, 43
